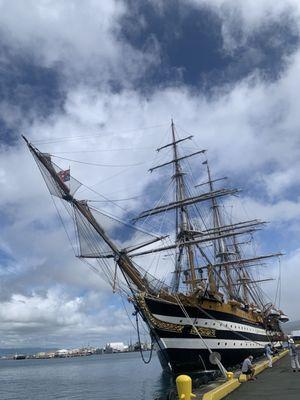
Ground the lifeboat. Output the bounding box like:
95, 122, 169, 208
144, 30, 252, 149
278, 314, 289, 322
268, 309, 281, 317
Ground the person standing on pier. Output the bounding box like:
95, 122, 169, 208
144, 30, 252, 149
288, 338, 300, 372
265, 343, 273, 368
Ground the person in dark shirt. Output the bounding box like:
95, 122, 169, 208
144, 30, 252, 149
241, 355, 256, 380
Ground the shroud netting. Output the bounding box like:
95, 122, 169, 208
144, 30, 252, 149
31, 146, 170, 293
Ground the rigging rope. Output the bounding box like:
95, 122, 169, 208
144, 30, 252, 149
51, 154, 145, 168
52, 146, 153, 154
173, 294, 228, 377
51, 196, 77, 257
135, 311, 153, 364
80, 183, 129, 213
278, 256, 282, 308
88, 195, 142, 202
32, 123, 168, 144
169, 277, 273, 355
194, 301, 272, 345
274, 256, 282, 308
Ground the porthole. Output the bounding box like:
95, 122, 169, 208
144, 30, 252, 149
218, 342, 220, 346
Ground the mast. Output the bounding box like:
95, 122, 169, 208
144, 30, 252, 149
171, 120, 196, 292
204, 160, 234, 298
200, 161, 282, 306
134, 122, 282, 300
142, 121, 208, 293
232, 232, 249, 304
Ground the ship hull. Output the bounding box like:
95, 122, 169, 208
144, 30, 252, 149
156, 347, 266, 374
138, 296, 279, 374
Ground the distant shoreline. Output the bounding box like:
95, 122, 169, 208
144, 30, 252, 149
0, 347, 151, 360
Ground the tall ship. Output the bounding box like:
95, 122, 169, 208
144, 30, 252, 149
23, 121, 289, 374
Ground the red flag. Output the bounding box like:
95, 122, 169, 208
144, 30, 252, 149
57, 169, 70, 182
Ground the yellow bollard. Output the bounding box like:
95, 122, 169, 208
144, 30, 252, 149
176, 375, 196, 400
226, 372, 234, 380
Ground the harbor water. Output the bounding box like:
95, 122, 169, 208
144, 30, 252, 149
0, 351, 175, 400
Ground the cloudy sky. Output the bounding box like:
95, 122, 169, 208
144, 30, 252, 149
1, 0, 300, 349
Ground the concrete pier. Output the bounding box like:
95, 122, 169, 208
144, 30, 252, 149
224, 354, 299, 400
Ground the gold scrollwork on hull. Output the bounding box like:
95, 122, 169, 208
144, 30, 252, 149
137, 294, 216, 337
191, 326, 216, 337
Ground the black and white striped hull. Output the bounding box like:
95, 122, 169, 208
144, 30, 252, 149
139, 297, 277, 374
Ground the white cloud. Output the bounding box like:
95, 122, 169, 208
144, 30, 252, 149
1, 0, 300, 347
0, 0, 122, 61
278, 248, 300, 320
228, 196, 300, 225
0, 0, 157, 85
0, 287, 134, 348
260, 166, 300, 198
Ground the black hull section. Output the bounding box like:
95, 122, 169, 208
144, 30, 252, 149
137, 296, 279, 374
156, 347, 265, 374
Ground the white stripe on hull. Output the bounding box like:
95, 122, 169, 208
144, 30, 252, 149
152, 314, 266, 335
160, 338, 267, 350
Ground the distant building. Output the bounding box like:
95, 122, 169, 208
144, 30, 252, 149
132, 341, 151, 352
104, 342, 128, 353
95, 348, 103, 355
55, 349, 69, 358
13, 354, 26, 360
36, 352, 46, 358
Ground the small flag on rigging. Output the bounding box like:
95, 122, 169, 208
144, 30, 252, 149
57, 169, 70, 182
